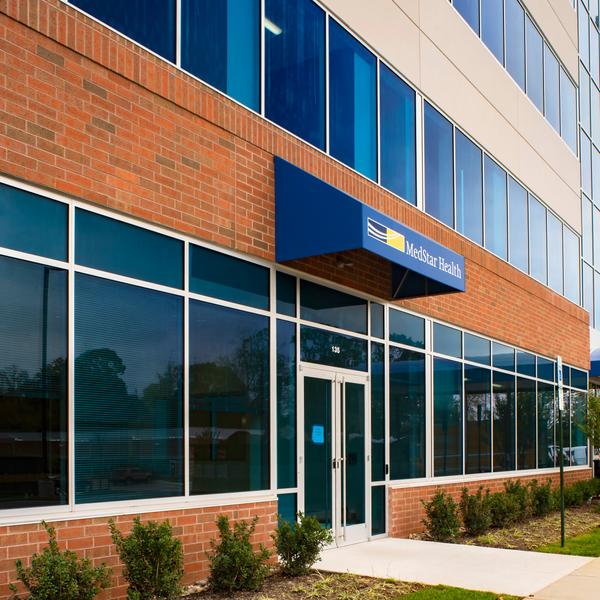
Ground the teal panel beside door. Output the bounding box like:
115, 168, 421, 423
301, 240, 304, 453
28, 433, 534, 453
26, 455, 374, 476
371, 486, 386, 535
344, 382, 365, 525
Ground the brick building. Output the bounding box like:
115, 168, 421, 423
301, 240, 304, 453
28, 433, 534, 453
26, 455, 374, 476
0, 0, 594, 598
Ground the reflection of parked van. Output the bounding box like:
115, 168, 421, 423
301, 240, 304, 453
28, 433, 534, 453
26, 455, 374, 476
546, 445, 588, 466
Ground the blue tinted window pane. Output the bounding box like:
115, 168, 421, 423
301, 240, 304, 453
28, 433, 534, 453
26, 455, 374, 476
371, 343, 385, 481
433, 323, 462, 358
563, 227, 580, 304
508, 177, 529, 272
265, 0, 325, 149
529, 196, 547, 284
277, 320, 296, 489
370, 303, 384, 339
300, 326, 367, 371
560, 69, 577, 153
517, 377, 536, 470
276, 272, 296, 317
583, 263, 594, 319
300, 280, 367, 334
389, 348, 426, 479
561, 389, 572, 466
593, 149, 600, 205
547, 213, 563, 294
580, 2, 590, 69
517, 351, 536, 377
538, 382, 555, 468
278, 493, 297, 524
465, 365, 491, 474
582, 133, 593, 198
563, 365, 571, 387
456, 131, 483, 245
189, 301, 269, 494
592, 84, 600, 149
329, 21, 377, 180
594, 207, 600, 266
76, 209, 183, 288
493, 342, 515, 371
595, 271, 600, 327
371, 486, 386, 535
75, 275, 183, 503
571, 368, 588, 390
72, 0, 175, 61
454, 0, 480, 34
0, 257, 68, 509
181, 0, 260, 110
464, 333, 490, 365
481, 0, 504, 63
543, 44, 560, 132
434, 358, 463, 476
537, 357, 555, 381
380, 64, 416, 204
0, 183, 67, 260
580, 65, 591, 135
424, 103, 454, 227
525, 17, 543, 112
484, 156, 507, 260
493, 371, 515, 472
506, 0, 525, 90
591, 25, 600, 84
190, 245, 269, 310
583, 195, 593, 263
571, 391, 588, 465
389, 309, 425, 348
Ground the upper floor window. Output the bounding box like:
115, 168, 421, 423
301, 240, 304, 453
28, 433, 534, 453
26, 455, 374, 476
455, 131, 483, 245
505, 0, 525, 90
481, 0, 504, 64
525, 17, 544, 113
454, 0, 480, 35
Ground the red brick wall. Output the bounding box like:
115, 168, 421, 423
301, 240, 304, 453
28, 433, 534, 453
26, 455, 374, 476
0, 501, 277, 600
389, 469, 594, 537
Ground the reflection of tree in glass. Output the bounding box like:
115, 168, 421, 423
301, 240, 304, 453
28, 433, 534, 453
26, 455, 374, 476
301, 327, 366, 369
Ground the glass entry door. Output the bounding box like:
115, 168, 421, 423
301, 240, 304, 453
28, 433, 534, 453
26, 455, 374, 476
299, 367, 369, 546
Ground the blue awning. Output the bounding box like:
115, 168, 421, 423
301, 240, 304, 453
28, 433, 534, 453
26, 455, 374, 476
275, 158, 465, 299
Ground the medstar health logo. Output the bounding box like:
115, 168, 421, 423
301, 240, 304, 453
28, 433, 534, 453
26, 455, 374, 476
367, 217, 406, 251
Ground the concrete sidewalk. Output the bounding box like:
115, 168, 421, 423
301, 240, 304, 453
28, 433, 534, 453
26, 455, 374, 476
532, 557, 600, 599
316, 538, 592, 597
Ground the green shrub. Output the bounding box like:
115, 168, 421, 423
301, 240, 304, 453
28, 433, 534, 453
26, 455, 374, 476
207, 515, 271, 592
9, 521, 110, 600
422, 490, 460, 542
459, 487, 492, 536
109, 517, 183, 600
564, 484, 586, 508
504, 480, 531, 521
529, 480, 554, 517
273, 512, 332, 576
488, 491, 520, 528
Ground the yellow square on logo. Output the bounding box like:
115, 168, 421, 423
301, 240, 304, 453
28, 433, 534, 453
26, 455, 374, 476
386, 228, 405, 251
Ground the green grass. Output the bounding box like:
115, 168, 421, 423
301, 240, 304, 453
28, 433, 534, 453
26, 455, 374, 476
402, 586, 520, 599
537, 526, 600, 557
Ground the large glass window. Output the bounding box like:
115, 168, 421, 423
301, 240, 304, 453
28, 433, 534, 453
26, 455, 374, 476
464, 333, 490, 365
543, 44, 560, 132
583, 195, 593, 263
560, 69, 577, 154
563, 228, 580, 305
579, 1, 590, 69
508, 177, 529, 272
389, 309, 425, 348
181, 0, 260, 110
455, 131, 483, 245
277, 320, 296, 489
424, 103, 454, 227
371, 343, 385, 481
454, 0, 480, 34
525, 17, 544, 112
538, 381, 555, 468
300, 326, 367, 371
265, 0, 325, 149
76, 209, 183, 289
484, 156, 507, 260
546, 213, 563, 295
581, 133, 593, 199
434, 358, 463, 476
329, 20, 377, 180
0, 256, 68, 509
465, 365, 491, 474
380, 64, 416, 204
0, 184, 68, 261
593, 84, 600, 149
492, 371, 515, 472
481, 0, 504, 63
389, 349, 425, 480
516, 377, 536, 470
505, 0, 526, 90
529, 196, 548, 284
75, 275, 183, 503
72, 0, 176, 62
433, 323, 462, 358
580, 64, 591, 134
189, 301, 269, 494
571, 391, 588, 466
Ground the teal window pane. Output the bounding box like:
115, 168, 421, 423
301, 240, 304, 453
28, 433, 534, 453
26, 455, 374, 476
344, 382, 365, 525
276, 272, 296, 316
537, 357, 555, 382
516, 377, 536, 470
278, 493, 297, 524
571, 368, 588, 390
370, 303, 384, 339
508, 177, 528, 272
547, 213, 563, 295
492, 371, 515, 472
76, 209, 183, 288
434, 358, 463, 476
493, 342, 515, 371
371, 343, 385, 481
75, 275, 183, 503
571, 391, 588, 465
389, 309, 425, 348
371, 486, 386, 535
0, 256, 68, 509
456, 131, 483, 245
389, 348, 425, 479
538, 381, 555, 468
0, 183, 67, 261
433, 323, 462, 358
464, 333, 490, 365
517, 351, 536, 377
190, 245, 269, 309
189, 301, 270, 494
300, 280, 367, 333
181, 0, 260, 111
329, 20, 377, 180
300, 326, 367, 371
277, 320, 296, 489
484, 156, 507, 260
465, 365, 491, 474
